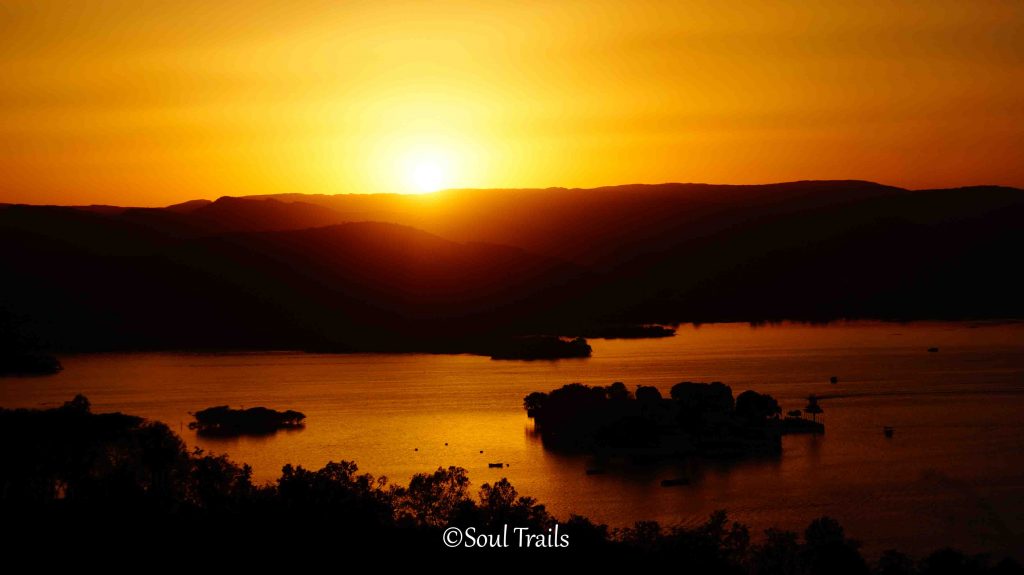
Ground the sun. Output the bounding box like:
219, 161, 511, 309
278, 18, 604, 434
398, 148, 453, 194
374, 137, 467, 195
409, 158, 446, 194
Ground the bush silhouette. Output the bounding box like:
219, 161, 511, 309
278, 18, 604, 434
1, 396, 1021, 571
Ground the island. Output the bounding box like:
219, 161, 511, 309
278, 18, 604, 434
0, 352, 63, 376
782, 395, 826, 434
489, 335, 592, 360
188, 405, 306, 436
524, 381, 824, 458
577, 324, 677, 339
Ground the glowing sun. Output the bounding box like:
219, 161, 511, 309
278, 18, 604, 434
408, 158, 446, 193
380, 136, 467, 195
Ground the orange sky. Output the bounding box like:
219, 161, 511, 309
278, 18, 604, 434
1, 0, 1022, 206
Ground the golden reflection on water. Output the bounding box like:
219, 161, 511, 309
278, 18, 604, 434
2, 321, 1022, 557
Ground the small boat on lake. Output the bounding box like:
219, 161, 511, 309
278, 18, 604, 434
884, 426, 895, 438
928, 347, 939, 353
488, 462, 505, 468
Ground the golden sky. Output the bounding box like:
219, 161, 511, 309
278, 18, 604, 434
1, 0, 1022, 206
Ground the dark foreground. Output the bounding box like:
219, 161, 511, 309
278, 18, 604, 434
2, 396, 1021, 571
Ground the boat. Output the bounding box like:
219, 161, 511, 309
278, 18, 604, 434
488, 462, 504, 468
928, 347, 939, 353
830, 376, 838, 384
883, 426, 895, 438
660, 477, 690, 487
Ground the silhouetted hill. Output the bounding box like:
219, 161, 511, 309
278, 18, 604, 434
115, 206, 217, 238
187, 196, 350, 232
68, 204, 129, 216
610, 185, 1024, 322
164, 198, 211, 213
3, 180, 1022, 352
245, 181, 1024, 322
0, 204, 173, 255
246, 180, 910, 267
112, 197, 351, 237
0, 211, 585, 352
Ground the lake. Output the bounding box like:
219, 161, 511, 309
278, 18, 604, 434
2, 321, 1022, 558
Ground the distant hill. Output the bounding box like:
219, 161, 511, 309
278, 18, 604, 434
0, 209, 584, 352
112, 197, 351, 237
2, 180, 1022, 352
243, 181, 1024, 322
187, 197, 350, 232
164, 199, 211, 214
243, 180, 910, 267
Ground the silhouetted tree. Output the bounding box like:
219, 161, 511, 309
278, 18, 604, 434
396, 465, 470, 527
595, 416, 661, 448
671, 381, 735, 412
3, 396, 1019, 566
190, 450, 254, 511
615, 520, 663, 552
477, 478, 551, 528
736, 390, 782, 424
562, 514, 611, 551
802, 517, 868, 575
876, 549, 916, 575
918, 548, 989, 575
635, 386, 663, 402
750, 528, 801, 575
805, 395, 824, 424
523, 391, 548, 416
607, 381, 631, 401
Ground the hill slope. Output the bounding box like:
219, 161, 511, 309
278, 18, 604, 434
3, 180, 1022, 352
0, 212, 584, 352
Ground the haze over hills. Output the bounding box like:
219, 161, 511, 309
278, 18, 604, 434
2, 181, 1022, 353
247, 180, 910, 267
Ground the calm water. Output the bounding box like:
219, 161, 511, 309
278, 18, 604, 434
2, 322, 1023, 558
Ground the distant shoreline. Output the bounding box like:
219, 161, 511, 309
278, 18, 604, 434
23, 318, 1024, 359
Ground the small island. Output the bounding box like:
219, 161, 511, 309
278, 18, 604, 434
782, 395, 826, 434
578, 324, 677, 339
525, 381, 824, 458
189, 405, 306, 437
489, 335, 592, 360
0, 352, 63, 376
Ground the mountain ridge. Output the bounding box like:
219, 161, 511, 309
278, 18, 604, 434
3, 180, 1021, 353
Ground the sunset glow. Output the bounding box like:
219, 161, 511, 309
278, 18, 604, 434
397, 145, 456, 194
407, 158, 446, 194
2, 1, 1024, 563
1, 1, 1022, 206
